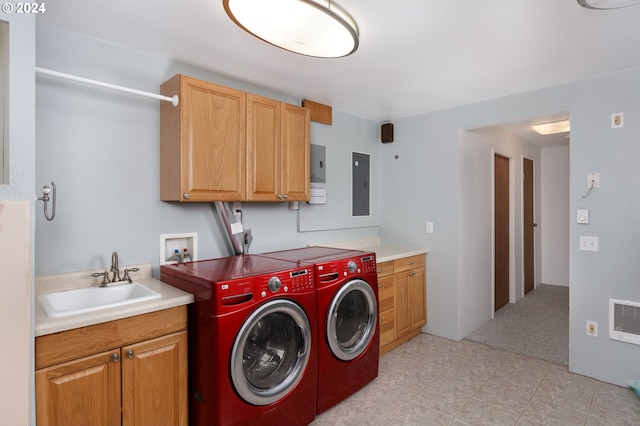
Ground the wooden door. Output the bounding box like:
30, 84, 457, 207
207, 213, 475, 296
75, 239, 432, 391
494, 154, 510, 311
523, 158, 535, 294
172, 75, 246, 201
394, 273, 410, 338
247, 94, 280, 201
408, 267, 427, 329
122, 331, 188, 426
281, 102, 310, 201
36, 350, 121, 426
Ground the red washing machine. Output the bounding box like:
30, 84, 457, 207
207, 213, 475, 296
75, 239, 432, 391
258, 247, 380, 414
160, 254, 317, 426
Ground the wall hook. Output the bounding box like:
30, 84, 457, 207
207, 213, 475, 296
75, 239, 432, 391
37, 181, 57, 221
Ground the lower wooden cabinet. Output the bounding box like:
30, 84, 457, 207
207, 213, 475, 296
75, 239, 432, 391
378, 254, 427, 355
35, 306, 188, 426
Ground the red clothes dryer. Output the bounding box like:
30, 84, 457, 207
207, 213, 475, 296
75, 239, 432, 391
259, 247, 380, 414
160, 255, 317, 426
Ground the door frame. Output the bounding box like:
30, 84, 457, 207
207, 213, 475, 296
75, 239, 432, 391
491, 149, 516, 317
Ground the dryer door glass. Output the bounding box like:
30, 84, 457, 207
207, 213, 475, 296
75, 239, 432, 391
327, 279, 378, 361
231, 299, 311, 406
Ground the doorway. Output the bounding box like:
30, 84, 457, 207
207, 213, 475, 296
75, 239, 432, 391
523, 157, 535, 294
494, 153, 510, 311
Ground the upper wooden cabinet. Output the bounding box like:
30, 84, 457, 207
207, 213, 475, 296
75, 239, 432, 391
161, 74, 246, 202
247, 94, 310, 201
160, 74, 310, 202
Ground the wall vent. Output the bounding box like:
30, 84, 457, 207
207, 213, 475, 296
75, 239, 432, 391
609, 298, 640, 345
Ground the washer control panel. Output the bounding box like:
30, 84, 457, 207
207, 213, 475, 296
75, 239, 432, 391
257, 268, 314, 298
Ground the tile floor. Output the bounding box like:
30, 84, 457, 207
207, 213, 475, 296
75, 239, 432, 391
310, 334, 640, 425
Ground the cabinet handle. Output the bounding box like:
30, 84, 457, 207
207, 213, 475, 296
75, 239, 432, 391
378, 283, 385, 287
127, 349, 134, 359
283, 194, 288, 199
380, 316, 384, 322
277, 194, 283, 200
410, 271, 416, 277
183, 193, 190, 200
112, 353, 119, 363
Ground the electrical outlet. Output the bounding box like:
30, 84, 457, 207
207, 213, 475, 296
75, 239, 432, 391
586, 172, 600, 189
587, 320, 598, 337
612, 112, 624, 129
579, 236, 599, 252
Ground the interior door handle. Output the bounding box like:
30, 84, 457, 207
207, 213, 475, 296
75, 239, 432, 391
532, 223, 538, 227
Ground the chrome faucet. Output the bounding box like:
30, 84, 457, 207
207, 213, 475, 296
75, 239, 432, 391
110, 251, 121, 283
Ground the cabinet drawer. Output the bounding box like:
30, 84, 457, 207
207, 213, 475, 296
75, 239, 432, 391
394, 254, 425, 273
379, 308, 395, 347
377, 275, 394, 312
376, 261, 394, 277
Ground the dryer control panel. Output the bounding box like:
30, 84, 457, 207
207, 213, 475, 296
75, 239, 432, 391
315, 253, 378, 288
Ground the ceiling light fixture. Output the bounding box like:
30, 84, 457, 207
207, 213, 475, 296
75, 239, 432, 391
223, 0, 359, 58
578, 0, 640, 9
532, 120, 571, 135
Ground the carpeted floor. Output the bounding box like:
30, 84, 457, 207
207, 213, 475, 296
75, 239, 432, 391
465, 284, 569, 366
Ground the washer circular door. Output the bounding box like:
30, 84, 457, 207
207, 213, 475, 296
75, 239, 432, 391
230, 299, 312, 406
326, 279, 377, 361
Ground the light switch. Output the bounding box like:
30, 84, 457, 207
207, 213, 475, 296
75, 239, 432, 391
426, 221, 434, 234
577, 209, 589, 224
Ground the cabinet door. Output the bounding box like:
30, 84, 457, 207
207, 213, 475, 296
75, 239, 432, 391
121, 331, 188, 426
281, 103, 310, 201
247, 94, 281, 201
408, 267, 427, 330
36, 350, 121, 426
394, 272, 411, 338
161, 75, 246, 202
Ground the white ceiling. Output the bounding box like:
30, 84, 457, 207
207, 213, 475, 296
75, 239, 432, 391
38, 1, 640, 145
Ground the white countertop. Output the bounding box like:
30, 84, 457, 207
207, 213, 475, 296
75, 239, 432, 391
35, 264, 193, 337
317, 238, 428, 263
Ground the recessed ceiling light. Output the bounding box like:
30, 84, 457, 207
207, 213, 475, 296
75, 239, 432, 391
223, 0, 359, 58
578, 0, 640, 9
532, 120, 571, 135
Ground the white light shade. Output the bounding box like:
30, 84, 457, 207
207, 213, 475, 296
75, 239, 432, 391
223, 0, 359, 58
532, 120, 571, 135
578, 0, 640, 9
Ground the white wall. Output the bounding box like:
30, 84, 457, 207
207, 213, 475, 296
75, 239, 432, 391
541, 145, 570, 286
0, 14, 35, 425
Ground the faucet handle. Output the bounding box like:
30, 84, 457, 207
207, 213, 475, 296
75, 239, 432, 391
122, 267, 140, 283
92, 271, 111, 287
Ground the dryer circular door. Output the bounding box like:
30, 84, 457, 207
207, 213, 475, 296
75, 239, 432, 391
326, 279, 378, 361
230, 299, 312, 406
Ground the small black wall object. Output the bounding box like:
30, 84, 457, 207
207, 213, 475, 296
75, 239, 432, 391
381, 123, 394, 143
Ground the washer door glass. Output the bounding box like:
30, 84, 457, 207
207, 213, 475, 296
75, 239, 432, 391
326, 279, 377, 361
231, 299, 311, 406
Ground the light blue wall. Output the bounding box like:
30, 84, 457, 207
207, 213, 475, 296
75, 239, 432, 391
34, 24, 379, 277
34, 21, 640, 387
379, 71, 640, 386
0, 14, 35, 200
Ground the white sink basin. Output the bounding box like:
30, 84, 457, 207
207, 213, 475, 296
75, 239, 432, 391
38, 283, 162, 318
